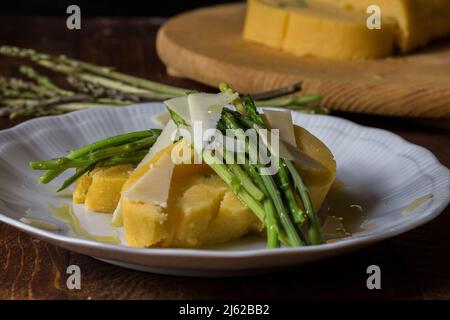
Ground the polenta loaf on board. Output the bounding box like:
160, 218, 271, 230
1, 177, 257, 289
243, 0, 450, 59
243, 0, 396, 60
337, 0, 450, 52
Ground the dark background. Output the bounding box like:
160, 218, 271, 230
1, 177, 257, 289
1, 0, 239, 16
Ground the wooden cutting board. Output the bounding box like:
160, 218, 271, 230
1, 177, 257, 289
157, 3, 450, 119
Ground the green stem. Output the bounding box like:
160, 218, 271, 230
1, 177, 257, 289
72, 73, 175, 100
229, 163, 265, 201
285, 160, 322, 245
83, 135, 158, 162
35, 61, 175, 100
239, 153, 282, 248
260, 172, 303, 246
242, 158, 287, 247
223, 89, 316, 245
0, 77, 53, 98
238, 97, 308, 227
19, 65, 73, 96
7, 93, 93, 119
30, 149, 148, 170
99, 153, 146, 167
263, 199, 279, 248
221, 112, 302, 246
202, 150, 265, 222
0, 46, 187, 97
57, 161, 97, 192
0, 98, 34, 106
16, 56, 175, 101
54, 102, 113, 111
37, 130, 160, 184
219, 82, 246, 115
57, 54, 188, 96
279, 160, 306, 225
218, 149, 265, 201
40, 168, 65, 184
67, 130, 159, 159
255, 94, 322, 108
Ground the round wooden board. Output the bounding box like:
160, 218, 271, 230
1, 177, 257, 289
157, 3, 450, 119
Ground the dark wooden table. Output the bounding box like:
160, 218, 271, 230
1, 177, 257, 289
0, 16, 449, 300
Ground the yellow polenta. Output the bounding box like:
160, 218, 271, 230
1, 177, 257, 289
118, 143, 264, 248
244, 0, 395, 60
73, 125, 336, 248
243, 0, 450, 59
337, 0, 450, 53
73, 164, 133, 213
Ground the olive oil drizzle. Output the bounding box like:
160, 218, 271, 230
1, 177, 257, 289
49, 204, 121, 244
402, 194, 433, 216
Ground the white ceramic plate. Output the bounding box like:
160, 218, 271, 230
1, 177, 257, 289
0, 103, 449, 277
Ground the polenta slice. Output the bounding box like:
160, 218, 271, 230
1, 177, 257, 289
119, 143, 263, 248
73, 164, 133, 213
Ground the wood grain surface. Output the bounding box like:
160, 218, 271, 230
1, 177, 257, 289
157, 3, 450, 119
0, 16, 449, 300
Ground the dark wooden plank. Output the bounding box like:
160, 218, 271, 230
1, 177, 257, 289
0, 223, 70, 299
0, 223, 422, 300
0, 16, 448, 300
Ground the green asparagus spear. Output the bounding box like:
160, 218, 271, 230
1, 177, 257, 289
98, 151, 147, 167
240, 95, 306, 224
0, 46, 327, 119
66, 130, 160, 160
217, 149, 265, 201
0, 46, 188, 97
255, 94, 322, 108
220, 85, 322, 242
82, 135, 158, 162
202, 150, 266, 222
221, 111, 303, 246
39, 135, 158, 185
285, 160, 322, 245
243, 92, 322, 243
30, 149, 149, 170
35, 130, 161, 184
19, 65, 73, 96
259, 172, 304, 246
57, 161, 97, 192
